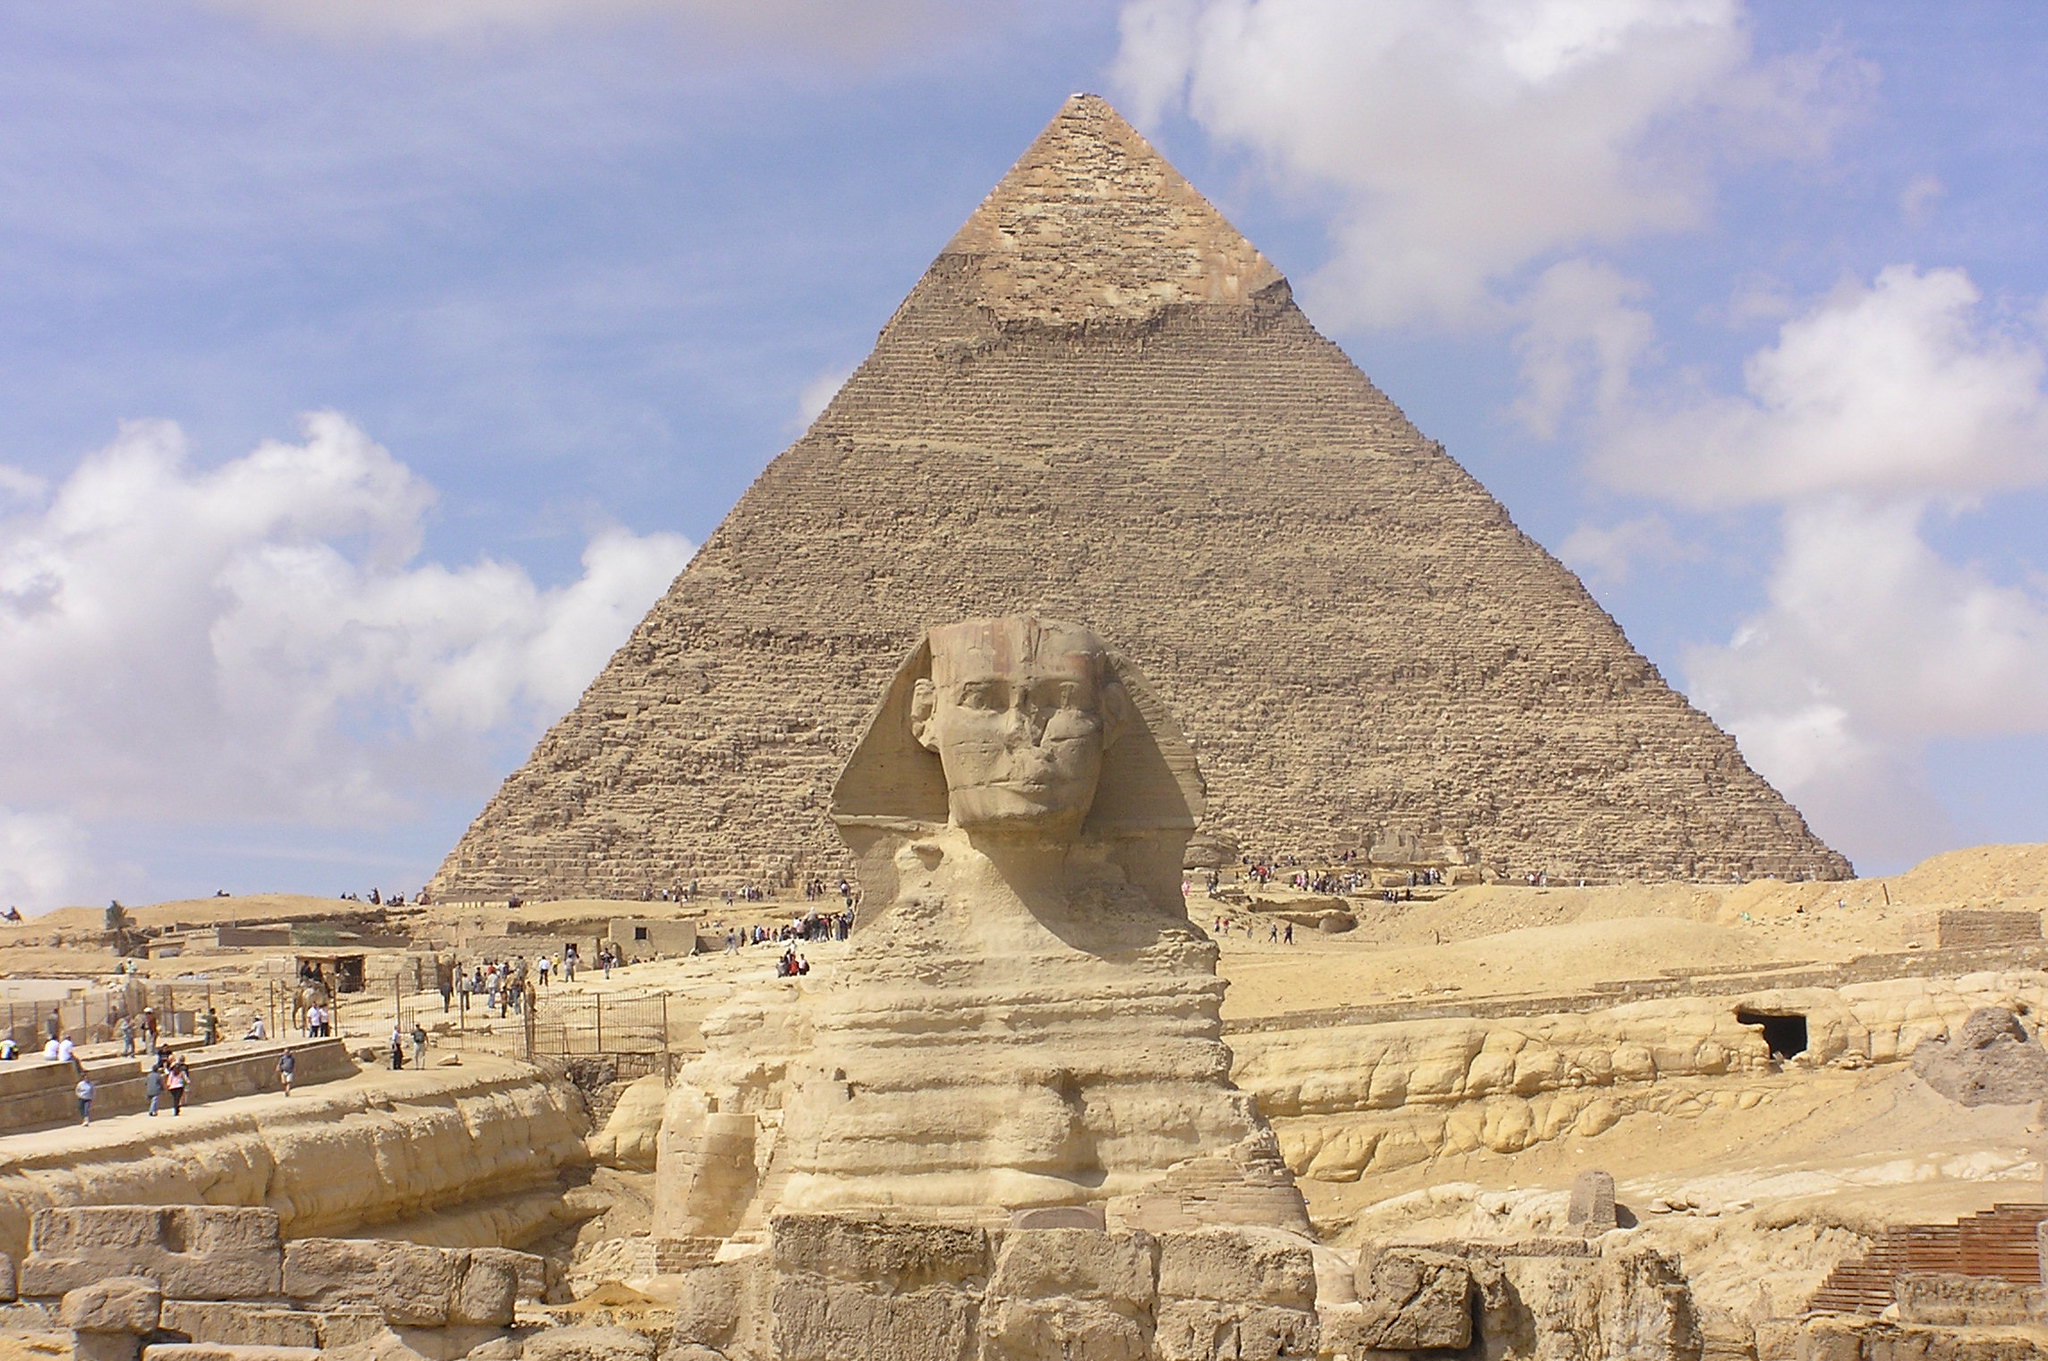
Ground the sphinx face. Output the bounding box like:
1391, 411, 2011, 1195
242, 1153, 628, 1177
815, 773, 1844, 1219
914, 620, 1111, 835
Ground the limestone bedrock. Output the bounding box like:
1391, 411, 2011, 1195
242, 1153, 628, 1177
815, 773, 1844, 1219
657, 616, 1308, 1235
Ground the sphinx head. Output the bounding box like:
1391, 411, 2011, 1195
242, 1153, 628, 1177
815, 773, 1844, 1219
909, 617, 1129, 838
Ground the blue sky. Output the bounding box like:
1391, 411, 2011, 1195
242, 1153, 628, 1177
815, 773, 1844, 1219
1, 0, 2044, 908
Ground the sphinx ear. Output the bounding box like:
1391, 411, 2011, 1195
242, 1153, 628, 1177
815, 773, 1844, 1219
1099, 677, 1132, 753
910, 678, 940, 752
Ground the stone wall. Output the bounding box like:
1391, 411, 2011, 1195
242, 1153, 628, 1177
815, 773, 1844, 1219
0, 1040, 354, 1136
15, 1205, 553, 1360
661, 1214, 1705, 1361
430, 94, 1848, 902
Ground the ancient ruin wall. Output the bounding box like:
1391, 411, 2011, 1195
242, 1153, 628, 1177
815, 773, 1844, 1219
430, 95, 1849, 900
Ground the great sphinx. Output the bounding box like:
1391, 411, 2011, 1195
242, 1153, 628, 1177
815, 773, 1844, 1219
655, 616, 1306, 1236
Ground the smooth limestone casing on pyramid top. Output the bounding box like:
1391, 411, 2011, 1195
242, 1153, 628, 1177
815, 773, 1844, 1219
429, 93, 1849, 900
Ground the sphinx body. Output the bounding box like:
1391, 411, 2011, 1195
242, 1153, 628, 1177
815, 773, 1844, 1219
655, 617, 1306, 1235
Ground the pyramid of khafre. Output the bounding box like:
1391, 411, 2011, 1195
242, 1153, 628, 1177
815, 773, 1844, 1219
429, 93, 1850, 898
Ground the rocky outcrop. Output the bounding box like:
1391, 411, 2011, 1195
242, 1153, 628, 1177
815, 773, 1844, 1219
1233, 972, 2048, 1181
0, 1064, 590, 1261
1910, 1007, 2048, 1106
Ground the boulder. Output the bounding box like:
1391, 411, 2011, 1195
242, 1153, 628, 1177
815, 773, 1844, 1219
1911, 1008, 2048, 1106
63, 1276, 164, 1334
1350, 1249, 1473, 1351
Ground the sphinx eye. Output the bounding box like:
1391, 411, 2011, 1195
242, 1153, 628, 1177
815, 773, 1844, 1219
956, 682, 1001, 710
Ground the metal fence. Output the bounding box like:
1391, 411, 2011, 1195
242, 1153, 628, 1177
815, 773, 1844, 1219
526, 992, 686, 1083
1, 980, 211, 1050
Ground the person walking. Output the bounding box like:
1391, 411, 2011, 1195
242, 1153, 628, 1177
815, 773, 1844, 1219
118, 1013, 135, 1057
165, 1056, 189, 1115
275, 1048, 295, 1096
390, 1025, 405, 1070
75, 1073, 94, 1125
410, 1021, 427, 1069
144, 1060, 164, 1116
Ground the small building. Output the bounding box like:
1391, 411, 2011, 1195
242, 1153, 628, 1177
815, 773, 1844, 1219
606, 918, 698, 962
293, 952, 367, 994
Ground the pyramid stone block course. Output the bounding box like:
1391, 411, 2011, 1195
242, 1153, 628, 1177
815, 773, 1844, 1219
429, 93, 1849, 899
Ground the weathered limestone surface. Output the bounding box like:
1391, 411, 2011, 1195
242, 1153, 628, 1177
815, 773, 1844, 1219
1910, 1007, 2048, 1106
0, 1066, 590, 1262
1345, 1248, 1473, 1350
1232, 972, 2048, 1183
431, 93, 1847, 902
61, 1277, 163, 1334
25, 1207, 282, 1300
658, 619, 1309, 1234
671, 1216, 1331, 1361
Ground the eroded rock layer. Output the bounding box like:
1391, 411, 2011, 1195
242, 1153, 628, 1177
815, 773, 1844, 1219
431, 93, 1848, 899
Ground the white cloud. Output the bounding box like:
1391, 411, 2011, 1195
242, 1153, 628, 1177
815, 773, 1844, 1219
789, 364, 855, 435
1511, 258, 1655, 437
1112, 0, 1865, 326
1557, 512, 1692, 586
1685, 496, 2048, 867
0, 809, 90, 912
0, 413, 692, 880
1601, 265, 2048, 506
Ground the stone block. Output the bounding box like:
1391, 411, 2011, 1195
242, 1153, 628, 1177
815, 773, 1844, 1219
1568, 1169, 1618, 1232
1600, 1245, 1701, 1361
469, 1246, 548, 1303
771, 1276, 977, 1361
1007, 1206, 1106, 1231
158, 1301, 321, 1349
771, 1215, 991, 1291
669, 1262, 746, 1351
26, 1208, 282, 1301
139, 1347, 322, 1361
0, 1250, 14, 1302
75, 1334, 144, 1361
1155, 1229, 1315, 1308
520, 1324, 659, 1361
1350, 1249, 1473, 1350
452, 1254, 520, 1328
1894, 1272, 2043, 1327
312, 1310, 388, 1349
988, 1229, 1157, 1305
281, 1238, 460, 1326
62, 1277, 164, 1334
979, 1297, 1150, 1361
1151, 1299, 1317, 1361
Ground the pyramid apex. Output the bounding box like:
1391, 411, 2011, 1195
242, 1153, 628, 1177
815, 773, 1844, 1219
940, 94, 1286, 325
